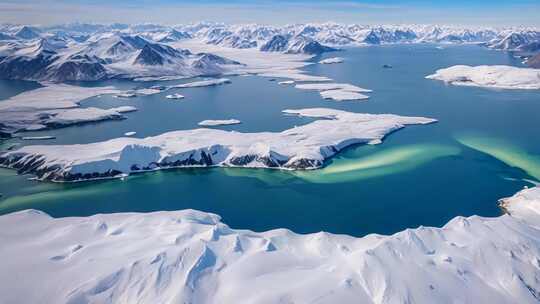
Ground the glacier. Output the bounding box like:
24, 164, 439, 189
0, 186, 539, 303
0, 108, 436, 182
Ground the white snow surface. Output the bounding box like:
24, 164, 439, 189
426, 65, 540, 90
198, 119, 241, 126
319, 57, 344, 64
1, 186, 540, 304
0, 108, 435, 181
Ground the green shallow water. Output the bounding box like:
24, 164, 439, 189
1, 44, 539, 236
456, 134, 540, 181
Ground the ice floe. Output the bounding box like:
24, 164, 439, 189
319, 57, 344, 64
165, 93, 185, 99
0, 108, 435, 181
0, 186, 539, 303
114, 92, 137, 98
21, 136, 56, 140
320, 90, 370, 101
278, 80, 295, 85
295, 83, 372, 93
295, 83, 372, 101
198, 119, 241, 127
426, 65, 540, 90
171, 78, 231, 88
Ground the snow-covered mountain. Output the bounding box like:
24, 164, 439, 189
0, 32, 241, 82
260, 34, 337, 54
486, 30, 540, 51
13, 26, 41, 40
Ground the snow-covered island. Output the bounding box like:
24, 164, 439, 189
0, 108, 436, 181
0, 84, 142, 135
426, 65, 540, 90
0, 186, 539, 303
198, 119, 241, 127
319, 57, 344, 64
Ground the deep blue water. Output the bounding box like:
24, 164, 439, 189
1, 44, 539, 236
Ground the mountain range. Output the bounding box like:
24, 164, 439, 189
1, 23, 539, 82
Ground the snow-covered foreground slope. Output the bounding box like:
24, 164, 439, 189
0, 108, 435, 181
1, 186, 539, 304
426, 65, 540, 90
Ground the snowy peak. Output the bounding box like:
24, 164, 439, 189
286, 35, 337, 54
259, 34, 337, 54
156, 29, 192, 42
488, 31, 540, 51
134, 44, 167, 65
260, 35, 289, 52
363, 30, 381, 44
14, 26, 40, 40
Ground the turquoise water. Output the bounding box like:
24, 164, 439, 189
1, 44, 539, 236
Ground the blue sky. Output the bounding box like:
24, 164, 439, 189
0, 0, 538, 26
